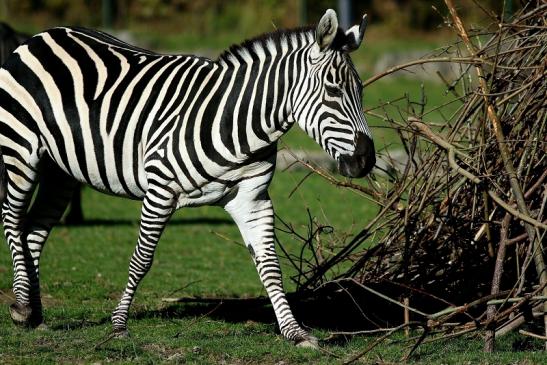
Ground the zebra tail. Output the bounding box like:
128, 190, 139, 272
0, 146, 6, 203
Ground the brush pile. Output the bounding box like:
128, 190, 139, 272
281, 1, 547, 354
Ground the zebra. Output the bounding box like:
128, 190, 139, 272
0, 9, 374, 348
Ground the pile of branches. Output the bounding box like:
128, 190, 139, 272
279, 0, 546, 356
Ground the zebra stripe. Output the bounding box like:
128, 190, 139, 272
0, 9, 373, 346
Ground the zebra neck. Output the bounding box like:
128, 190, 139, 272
216, 31, 315, 157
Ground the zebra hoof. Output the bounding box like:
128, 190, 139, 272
112, 328, 130, 338
295, 336, 319, 350
9, 302, 33, 327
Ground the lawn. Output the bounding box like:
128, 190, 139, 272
1, 170, 546, 364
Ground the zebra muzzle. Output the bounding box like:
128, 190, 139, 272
337, 132, 375, 178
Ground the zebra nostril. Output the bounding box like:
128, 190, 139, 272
336, 133, 375, 178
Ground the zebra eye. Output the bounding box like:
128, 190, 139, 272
325, 83, 343, 97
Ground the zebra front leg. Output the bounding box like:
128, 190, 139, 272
224, 188, 318, 349
111, 188, 174, 336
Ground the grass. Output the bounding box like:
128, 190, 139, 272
1, 170, 545, 364
2, 322, 545, 364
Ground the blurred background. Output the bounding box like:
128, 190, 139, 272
0, 0, 508, 51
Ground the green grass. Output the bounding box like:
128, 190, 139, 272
1, 170, 545, 364
2, 323, 545, 364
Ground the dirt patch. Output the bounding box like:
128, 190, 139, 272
0, 287, 15, 304
142, 343, 186, 361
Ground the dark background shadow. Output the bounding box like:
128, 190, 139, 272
49, 283, 415, 335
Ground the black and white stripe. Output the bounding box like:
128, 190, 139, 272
0, 10, 373, 346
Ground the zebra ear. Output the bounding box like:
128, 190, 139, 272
342, 14, 368, 52
316, 9, 338, 51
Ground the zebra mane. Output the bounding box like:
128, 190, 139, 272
217, 26, 315, 64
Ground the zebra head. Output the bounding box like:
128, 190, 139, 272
294, 9, 375, 178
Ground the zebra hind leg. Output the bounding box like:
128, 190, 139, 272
110, 187, 174, 337
4, 158, 76, 327
19, 159, 80, 327
2, 154, 39, 327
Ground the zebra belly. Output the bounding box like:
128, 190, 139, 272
42, 141, 148, 200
